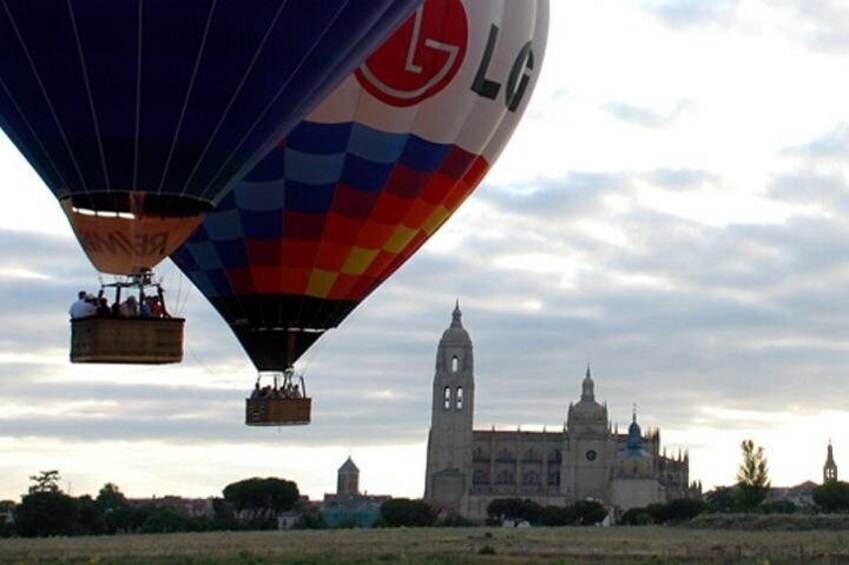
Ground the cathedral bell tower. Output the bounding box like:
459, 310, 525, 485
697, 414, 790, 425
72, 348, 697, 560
424, 301, 474, 513
824, 440, 838, 483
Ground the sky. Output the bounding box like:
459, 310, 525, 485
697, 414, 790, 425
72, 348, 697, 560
4, 0, 849, 502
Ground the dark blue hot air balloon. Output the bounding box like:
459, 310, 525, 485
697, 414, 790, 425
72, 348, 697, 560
0, 0, 420, 275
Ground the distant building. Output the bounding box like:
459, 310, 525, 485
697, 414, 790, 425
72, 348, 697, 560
0, 500, 14, 524
824, 440, 838, 482
127, 495, 215, 518
765, 481, 817, 510
424, 303, 701, 521
322, 456, 390, 527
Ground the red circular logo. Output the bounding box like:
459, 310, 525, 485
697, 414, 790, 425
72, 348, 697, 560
355, 0, 468, 107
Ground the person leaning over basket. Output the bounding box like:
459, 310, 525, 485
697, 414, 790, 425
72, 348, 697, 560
69, 290, 96, 319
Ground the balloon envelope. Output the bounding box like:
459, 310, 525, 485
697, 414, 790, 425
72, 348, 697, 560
173, 0, 549, 370
0, 0, 420, 274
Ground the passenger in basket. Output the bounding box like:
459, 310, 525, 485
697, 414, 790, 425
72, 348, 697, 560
146, 296, 164, 318
291, 384, 302, 399
250, 382, 260, 399
96, 297, 111, 318
119, 295, 140, 317
139, 297, 152, 318
69, 290, 96, 319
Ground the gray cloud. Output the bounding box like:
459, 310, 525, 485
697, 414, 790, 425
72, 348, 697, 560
767, 1, 849, 53
640, 0, 739, 30
604, 100, 693, 129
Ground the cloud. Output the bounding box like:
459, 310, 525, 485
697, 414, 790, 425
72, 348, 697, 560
767, 1, 849, 53
604, 100, 693, 129
640, 0, 739, 30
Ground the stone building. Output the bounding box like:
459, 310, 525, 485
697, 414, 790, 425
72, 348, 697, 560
323, 456, 390, 528
424, 303, 700, 521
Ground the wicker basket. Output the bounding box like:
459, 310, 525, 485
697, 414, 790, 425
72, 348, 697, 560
70, 317, 184, 364
245, 397, 312, 426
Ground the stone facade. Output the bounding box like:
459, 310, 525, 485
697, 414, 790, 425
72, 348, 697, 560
323, 456, 390, 528
424, 304, 700, 521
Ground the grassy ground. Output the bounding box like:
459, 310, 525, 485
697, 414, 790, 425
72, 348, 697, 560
2, 526, 849, 564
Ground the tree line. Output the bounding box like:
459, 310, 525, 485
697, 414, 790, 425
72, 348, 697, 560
4, 439, 849, 537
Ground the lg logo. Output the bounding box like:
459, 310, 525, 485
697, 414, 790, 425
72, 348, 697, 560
356, 0, 468, 107
356, 0, 537, 113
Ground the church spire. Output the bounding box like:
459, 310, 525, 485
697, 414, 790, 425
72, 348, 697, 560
452, 299, 462, 328
581, 363, 595, 401
824, 439, 838, 483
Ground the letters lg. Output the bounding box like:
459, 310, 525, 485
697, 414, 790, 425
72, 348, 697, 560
471, 25, 535, 113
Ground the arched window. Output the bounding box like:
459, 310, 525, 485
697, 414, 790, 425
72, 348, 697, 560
443, 386, 451, 410
496, 470, 515, 485
523, 449, 540, 463
548, 470, 560, 486
473, 470, 489, 485
522, 471, 540, 485
496, 448, 514, 462
548, 449, 562, 464
456, 387, 464, 410
451, 355, 459, 372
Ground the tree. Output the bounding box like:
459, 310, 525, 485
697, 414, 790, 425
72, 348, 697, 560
15, 470, 79, 537
485, 498, 542, 525
379, 498, 437, 527
538, 505, 569, 526
15, 491, 78, 537
621, 507, 654, 525
812, 481, 849, 513
645, 498, 706, 524
223, 477, 300, 529
96, 483, 134, 534
138, 506, 194, 533
735, 439, 770, 511
75, 494, 105, 535
705, 486, 737, 513
28, 470, 61, 494
564, 500, 608, 526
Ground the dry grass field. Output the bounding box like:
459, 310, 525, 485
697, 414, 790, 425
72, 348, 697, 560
2, 526, 849, 564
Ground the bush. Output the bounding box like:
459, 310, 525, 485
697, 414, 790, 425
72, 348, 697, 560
379, 499, 437, 527
565, 500, 607, 526
436, 513, 474, 527
620, 508, 654, 526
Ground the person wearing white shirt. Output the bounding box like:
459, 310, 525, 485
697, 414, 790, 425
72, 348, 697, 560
69, 290, 96, 319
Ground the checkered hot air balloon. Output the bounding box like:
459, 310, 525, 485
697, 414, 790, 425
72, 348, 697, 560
172, 0, 550, 371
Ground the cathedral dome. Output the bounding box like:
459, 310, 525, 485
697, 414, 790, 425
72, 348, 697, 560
568, 365, 607, 423
439, 301, 471, 347
620, 410, 650, 459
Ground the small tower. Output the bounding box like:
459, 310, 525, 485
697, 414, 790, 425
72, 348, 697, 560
566, 364, 610, 501
824, 441, 838, 483
337, 456, 360, 497
424, 301, 475, 513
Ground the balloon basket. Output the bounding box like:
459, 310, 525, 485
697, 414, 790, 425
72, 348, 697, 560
70, 317, 184, 364
245, 398, 312, 426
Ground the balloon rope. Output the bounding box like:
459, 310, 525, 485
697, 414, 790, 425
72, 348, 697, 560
1, 1, 90, 193
131, 0, 142, 192
0, 75, 69, 191
154, 0, 218, 195
65, 0, 111, 192
197, 0, 362, 203
174, 0, 292, 204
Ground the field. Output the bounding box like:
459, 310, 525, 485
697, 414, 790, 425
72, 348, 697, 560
3, 527, 849, 564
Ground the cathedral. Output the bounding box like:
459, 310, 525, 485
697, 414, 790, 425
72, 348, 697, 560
424, 303, 701, 521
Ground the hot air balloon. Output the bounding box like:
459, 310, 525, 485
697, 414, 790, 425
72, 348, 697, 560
0, 0, 421, 364
171, 0, 550, 424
